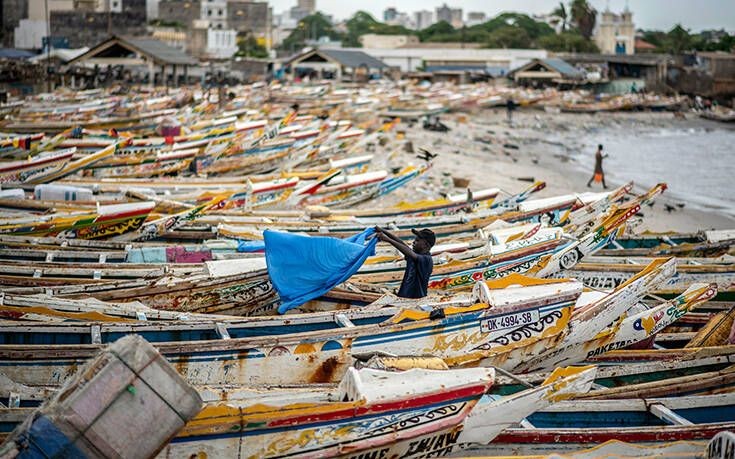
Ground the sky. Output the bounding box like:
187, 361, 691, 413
271, 0, 735, 32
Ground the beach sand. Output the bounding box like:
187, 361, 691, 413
369, 108, 735, 234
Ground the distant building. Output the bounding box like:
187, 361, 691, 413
49, 0, 148, 48
1, 0, 29, 48
283, 48, 389, 81
201, 0, 227, 29
289, 6, 310, 22
354, 46, 547, 74
297, 0, 315, 14
413, 10, 433, 30
189, 25, 238, 57
435, 4, 462, 28
508, 58, 585, 86
634, 39, 656, 53
700, 29, 728, 43
360, 34, 418, 49
594, 7, 635, 55
158, 0, 203, 28
226, 1, 270, 43
466, 12, 485, 27
383, 7, 398, 22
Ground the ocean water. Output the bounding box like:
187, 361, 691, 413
573, 125, 735, 218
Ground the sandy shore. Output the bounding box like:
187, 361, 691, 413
369, 108, 735, 234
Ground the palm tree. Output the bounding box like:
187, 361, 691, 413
570, 0, 596, 40
552, 2, 567, 32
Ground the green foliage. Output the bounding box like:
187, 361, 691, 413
696, 34, 735, 52
235, 36, 268, 58
341, 11, 414, 47
551, 2, 567, 32
569, 0, 596, 40
538, 32, 600, 52
279, 12, 342, 51
637, 27, 734, 54
663, 24, 693, 54
417, 21, 456, 41
638, 30, 666, 49
149, 19, 187, 29
472, 13, 555, 40
486, 26, 533, 49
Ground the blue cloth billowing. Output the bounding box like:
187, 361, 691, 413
237, 240, 266, 253
265, 228, 377, 314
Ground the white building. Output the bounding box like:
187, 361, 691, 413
359, 34, 418, 49
414, 10, 433, 30
352, 47, 548, 74
14, 19, 46, 49
435, 4, 462, 28
201, 0, 228, 29
207, 28, 238, 57
594, 7, 635, 55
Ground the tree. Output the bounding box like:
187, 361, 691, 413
474, 13, 554, 40
417, 20, 456, 41
341, 11, 414, 47
235, 36, 268, 58
551, 2, 567, 32
486, 26, 533, 49
538, 32, 600, 52
279, 12, 341, 51
664, 24, 693, 54
570, 0, 596, 40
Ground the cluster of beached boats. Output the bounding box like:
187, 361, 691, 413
0, 81, 733, 458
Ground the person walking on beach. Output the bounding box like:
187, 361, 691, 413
506, 99, 516, 123
373, 227, 435, 298
587, 144, 609, 189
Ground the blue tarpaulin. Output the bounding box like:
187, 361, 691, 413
265, 228, 377, 314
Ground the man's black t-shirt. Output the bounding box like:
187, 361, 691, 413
397, 253, 433, 298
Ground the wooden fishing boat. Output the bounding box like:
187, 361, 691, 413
0, 149, 75, 186
353, 192, 646, 292
354, 228, 566, 291
0, 259, 676, 387
0, 293, 238, 323
86, 148, 197, 178
0, 259, 202, 286
485, 344, 735, 397
158, 366, 595, 459
293, 165, 429, 209
0, 273, 584, 385
599, 229, 735, 258
462, 393, 735, 457
0, 366, 596, 458
446, 258, 706, 372
0, 201, 155, 239
550, 259, 735, 300
511, 280, 716, 373
3, 108, 180, 134
2, 258, 278, 317
212, 187, 623, 242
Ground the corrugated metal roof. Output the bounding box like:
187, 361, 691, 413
540, 58, 584, 79
318, 49, 389, 69
121, 37, 198, 66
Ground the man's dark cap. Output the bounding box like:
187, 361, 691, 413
412, 228, 436, 247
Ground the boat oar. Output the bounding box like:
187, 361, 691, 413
489, 365, 535, 389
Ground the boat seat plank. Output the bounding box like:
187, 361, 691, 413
649, 403, 694, 426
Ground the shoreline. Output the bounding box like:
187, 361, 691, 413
375, 109, 735, 234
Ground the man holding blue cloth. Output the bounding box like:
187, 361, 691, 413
374, 227, 435, 298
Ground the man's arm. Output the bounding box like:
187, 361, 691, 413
375, 227, 418, 261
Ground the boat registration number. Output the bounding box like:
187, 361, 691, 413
481, 310, 540, 333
